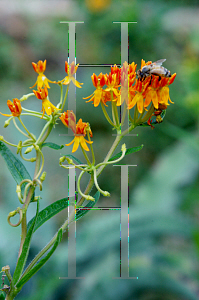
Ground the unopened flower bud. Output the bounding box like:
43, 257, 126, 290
65, 157, 73, 164
30, 157, 36, 162
103, 191, 111, 197
4, 119, 11, 128
40, 171, 46, 182
86, 195, 95, 201
24, 146, 33, 154
16, 185, 21, 193
34, 144, 40, 151
121, 143, 126, 153
59, 156, 66, 163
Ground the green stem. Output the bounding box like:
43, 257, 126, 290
19, 123, 135, 283
21, 173, 95, 278
36, 120, 53, 145
13, 118, 29, 139
87, 131, 95, 165
101, 102, 115, 127
61, 84, 69, 111
18, 117, 36, 141
80, 143, 91, 166
17, 151, 41, 258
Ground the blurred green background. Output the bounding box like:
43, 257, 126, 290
0, 0, 199, 299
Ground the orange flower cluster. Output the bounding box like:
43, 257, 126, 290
60, 110, 93, 153
85, 60, 176, 114
30, 60, 82, 118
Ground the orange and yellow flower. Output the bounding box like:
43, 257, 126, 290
60, 114, 93, 153
117, 61, 137, 106
84, 59, 176, 126
33, 85, 60, 118
128, 78, 151, 113
83, 73, 107, 107
144, 73, 176, 109
59, 61, 83, 88
30, 60, 55, 89
104, 72, 119, 102
0, 98, 22, 117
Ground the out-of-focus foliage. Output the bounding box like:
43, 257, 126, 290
0, 0, 198, 299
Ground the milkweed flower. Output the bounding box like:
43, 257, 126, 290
104, 72, 119, 102
83, 73, 107, 107
33, 85, 60, 118
117, 61, 137, 106
128, 78, 151, 113
144, 73, 176, 109
59, 61, 83, 88
60, 113, 93, 153
30, 60, 55, 89
0, 98, 22, 117
59, 110, 76, 133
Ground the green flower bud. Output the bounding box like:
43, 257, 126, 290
24, 146, 33, 154
59, 156, 66, 163
40, 171, 47, 182
4, 119, 11, 128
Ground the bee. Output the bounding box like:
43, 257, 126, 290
137, 59, 171, 81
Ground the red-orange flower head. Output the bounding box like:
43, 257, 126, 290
144, 73, 176, 110
128, 77, 151, 113
111, 64, 121, 86
84, 73, 107, 107
104, 72, 119, 103
118, 62, 137, 106
60, 61, 83, 88
0, 98, 22, 117
33, 85, 60, 118
128, 59, 176, 114
59, 110, 76, 133
30, 60, 54, 89
32, 60, 46, 74
65, 119, 93, 153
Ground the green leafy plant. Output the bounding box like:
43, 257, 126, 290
0, 59, 176, 299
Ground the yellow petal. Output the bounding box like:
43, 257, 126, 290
72, 136, 80, 152
71, 77, 83, 88
80, 136, 90, 151
151, 90, 158, 109
136, 94, 144, 113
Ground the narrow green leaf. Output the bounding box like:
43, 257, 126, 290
108, 145, 144, 162
42, 142, 64, 150
27, 197, 73, 233
76, 191, 100, 221
13, 201, 39, 285
16, 228, 63, 290
0, 141, 34, 202
0, 292, 5, 300
64, 154, 83, 165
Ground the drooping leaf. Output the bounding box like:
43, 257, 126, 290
13, 200, 39, 285
16, 228, 63, 290
42, 142, 64, 150
0, 141, 34, 202
108, 145, 143, 162
76, 191, 100, 221
27, 197, 73, 233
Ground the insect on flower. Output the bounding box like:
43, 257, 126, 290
137, 59, 171, 81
